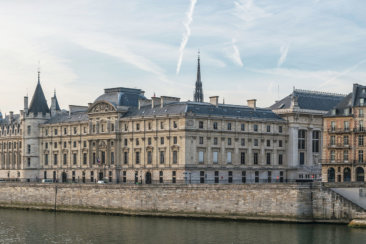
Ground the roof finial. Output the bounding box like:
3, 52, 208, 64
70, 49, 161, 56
37, 61, 41, 84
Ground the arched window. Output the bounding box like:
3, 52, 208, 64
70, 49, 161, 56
356, 167, 364, 182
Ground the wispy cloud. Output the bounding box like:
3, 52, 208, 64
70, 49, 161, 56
224, 38, 243, 66
277, 42, 290, 67
176, 0, 197, 74
234, 0, 271, 26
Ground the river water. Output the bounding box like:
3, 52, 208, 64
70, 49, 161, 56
0, 209, 365, 244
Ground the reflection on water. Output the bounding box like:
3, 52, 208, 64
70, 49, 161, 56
0, 208, 365, 244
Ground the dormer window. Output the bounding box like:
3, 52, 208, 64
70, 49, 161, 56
360, 98, 364, 106
331, 109, 336, 115
344, 109, 349, 116
363, 88, 366, 93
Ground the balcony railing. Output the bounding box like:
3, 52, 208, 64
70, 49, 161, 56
327, 143, 352, 149
321, 159, 366, 165
353, 128, 366, 133
328, 128, 351, 133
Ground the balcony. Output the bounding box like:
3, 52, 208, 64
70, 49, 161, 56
353, 128, 366, 133
327, 128, 351, 134
320, 159, 352, 165
327, 143, 352, 149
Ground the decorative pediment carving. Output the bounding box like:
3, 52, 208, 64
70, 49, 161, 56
89, 102, 116, 113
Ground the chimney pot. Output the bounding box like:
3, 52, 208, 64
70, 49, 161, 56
209, 96, 219, 107
247, 99, 257, 109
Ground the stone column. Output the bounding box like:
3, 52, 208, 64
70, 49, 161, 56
307, 128, 313, 166
88, 140, 93, 167
288, 126, 298, 167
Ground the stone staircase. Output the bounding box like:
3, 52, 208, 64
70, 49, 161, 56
331, 188, 366, 211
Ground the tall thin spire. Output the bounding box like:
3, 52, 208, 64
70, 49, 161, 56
194, 50, 204, 103
37, 62, 41, 84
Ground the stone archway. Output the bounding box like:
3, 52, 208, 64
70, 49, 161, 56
356, 167, 365, 182
343, 167, 351, 182
328, 168, 335, 182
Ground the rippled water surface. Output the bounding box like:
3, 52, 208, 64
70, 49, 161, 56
0, 209, 366, 244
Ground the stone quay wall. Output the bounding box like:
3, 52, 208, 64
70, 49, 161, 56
0, 183, 365, 223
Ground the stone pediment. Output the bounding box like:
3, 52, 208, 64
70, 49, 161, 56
89, 101, 116, 114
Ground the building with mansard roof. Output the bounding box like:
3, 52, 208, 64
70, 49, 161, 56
270, 89, 346, 180
322, 83, 366, 183
0, 57, 293, 184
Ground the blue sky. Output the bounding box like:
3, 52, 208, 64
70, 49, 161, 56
0, 0, 365, 113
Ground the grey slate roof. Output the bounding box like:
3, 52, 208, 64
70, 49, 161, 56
0, 114, 20, 125
326, 84, 366, 116
270, 89, 345, 112
94, 87, 146, 107
28, 82, 50, 115
125, 102, 284, 121
45, 111, 88, 124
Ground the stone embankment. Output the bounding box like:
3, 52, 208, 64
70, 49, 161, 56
0, 182, 365, 224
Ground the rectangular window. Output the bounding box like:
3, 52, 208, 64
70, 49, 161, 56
159, 171, 164, 183
266, 153, 271, 165
198, 151, 204, 163
344, 150, 349, 161
213, 137, 218, 145
64, 142, 67, 148
228, 171, 233, 183
330, 150, 336, 161
253, 124, 258, 132
255, 171, 259, 183
228, 138, 232, 146
213, 151, 218, 164
312, 131, 320, 152
27, 126, 31, 135
199, 137, 204, 144
279, 126, 283, 133
278, 154, 283, 165
227, 151, 232, 164
344, 135, 349, 146
173, 151, 178, 164
147, 151, 152, 164
266, 125, 271, 132
54, 129, 58, 135
92, 153, 96, 164
173, 121, 177, 128
227, 123, 232, 130
73, 127, 77, 134
136, 123, 140, 131
45, 154, 48, 165
279, 140, 283, 147
173, 136, 177, 144
63, 154, 67, 165
172, 171, 176, 183
124, 152, 128, 164
53, 154, 58, 165
199, 121, 204, 129
122, 171, 126, 183
160, 151, 165, 164
111, 152, 114, 164
73, 153, 77, 165
160, 122, 164, 129
344, 121, 350, 130
148, 138, 152, 145
299, 152, 305, 165
135, 152, 140, 164
359, 150, 363, 163
73, 141, 77, 148
298, 130, 306, 149
214, 171, 219, 183
213, 122, 218, 130
330, 135, 335, 146
200, 171, 205, 183
241, 124, 245, 131
254, 139, 258, 146
160, 137, 164, 145
254, 152, 258, 165
359, 135, 364, 146
331, 121, 336, 131
242, 171, 246, 183
267, 171, 272, 183
240, 152, 245, 164
83, 153, 87, 165
241, 139, 245, 146
124, 139, 128, 146
136, 139, 139, 146
266, 140, 270, 147
27, 144, 31, 154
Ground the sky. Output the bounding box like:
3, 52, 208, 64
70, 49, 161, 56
0, 0, 366, 114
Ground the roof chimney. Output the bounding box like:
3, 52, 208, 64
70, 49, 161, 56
209, 96, 219, 107
151, 97, 161, 108
9, 111, 13, 123
247, 99, 257, 109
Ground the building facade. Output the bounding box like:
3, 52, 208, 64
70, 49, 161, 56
270, 89, 345, 181
322, 84, 366, 183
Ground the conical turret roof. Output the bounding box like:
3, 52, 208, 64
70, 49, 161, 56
28, 72, 50, 115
